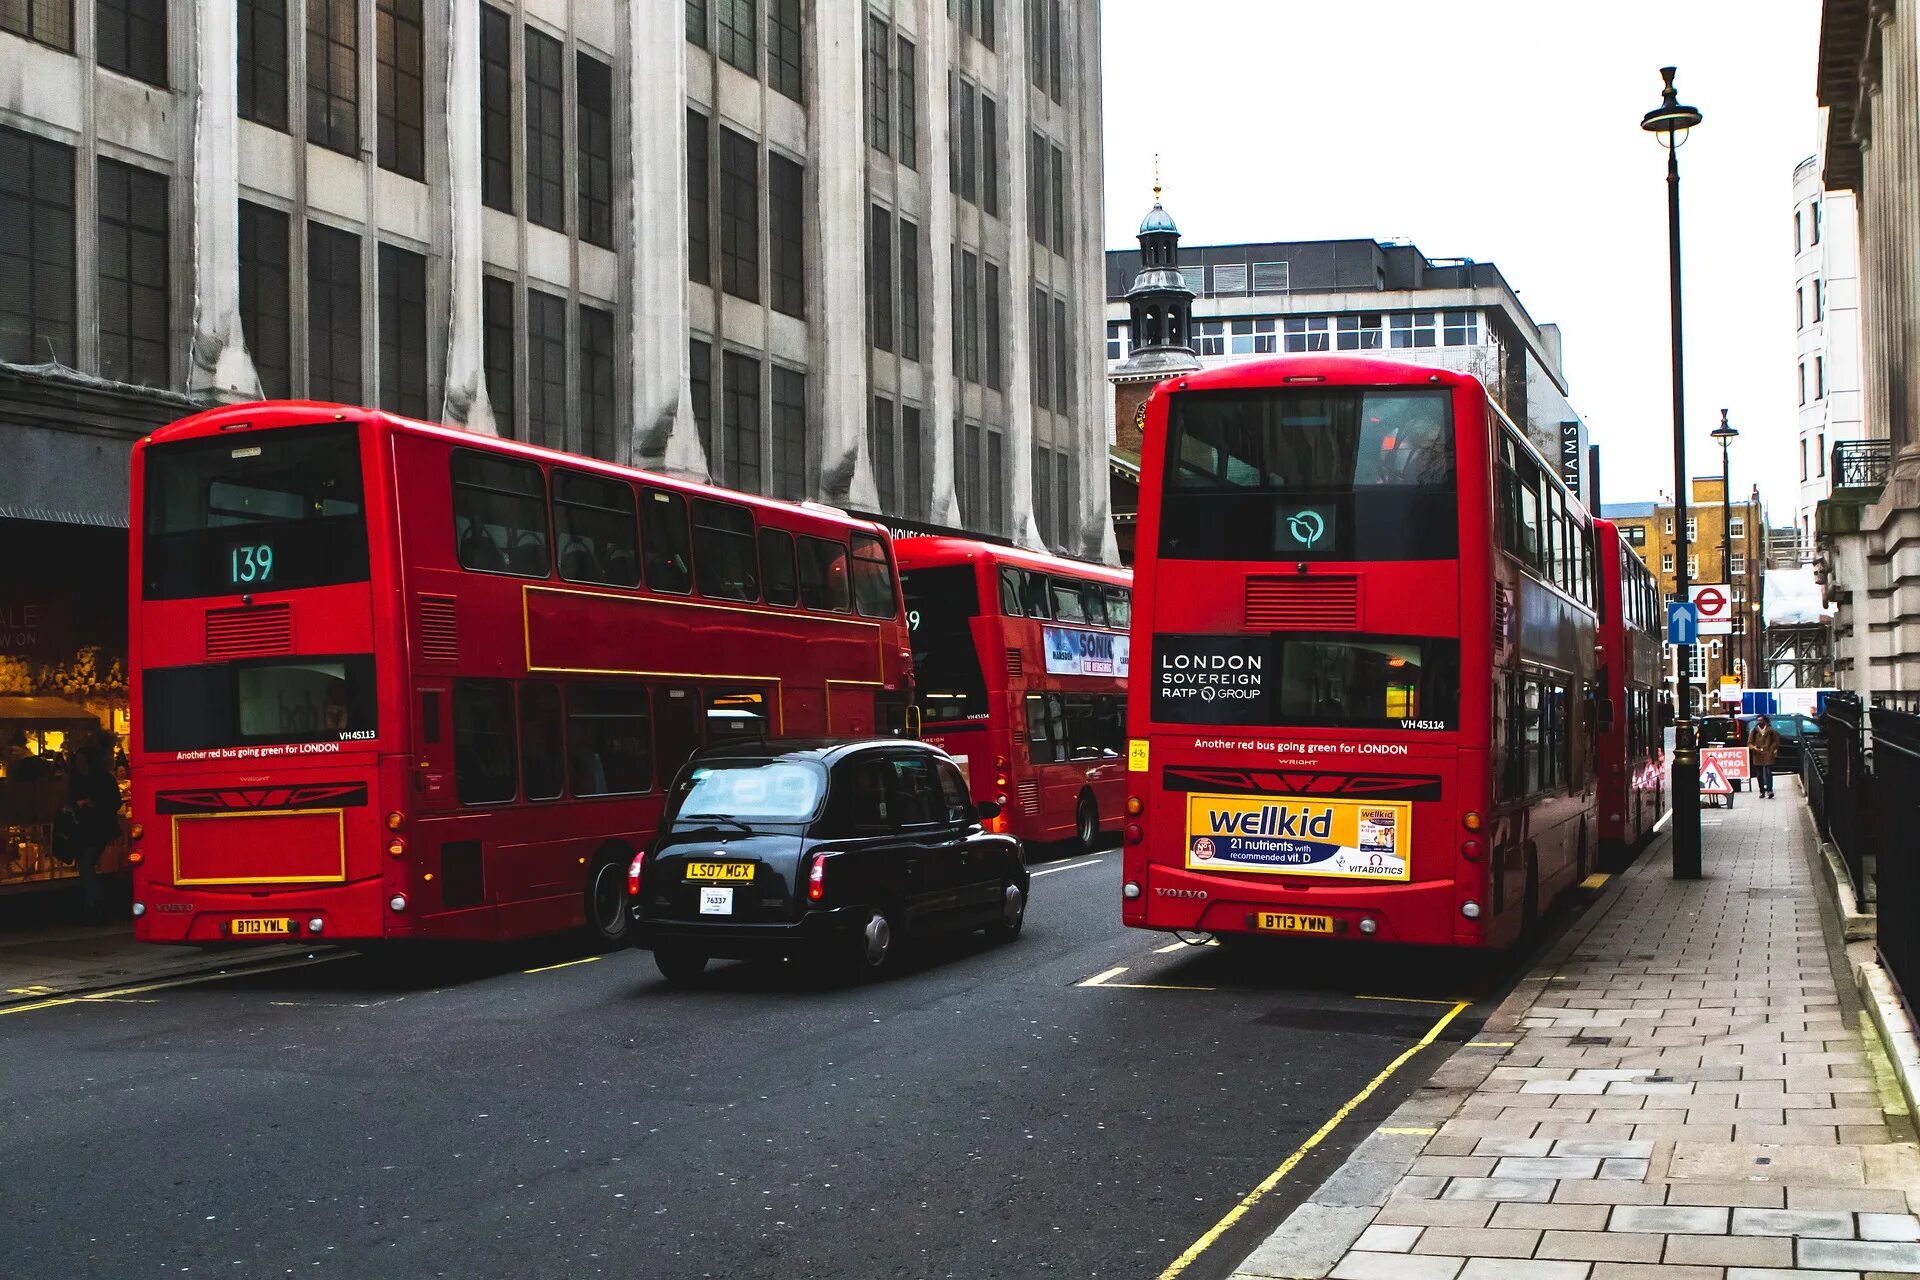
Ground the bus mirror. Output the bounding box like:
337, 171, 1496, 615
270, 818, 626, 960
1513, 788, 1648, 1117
976, 800, 1003, 821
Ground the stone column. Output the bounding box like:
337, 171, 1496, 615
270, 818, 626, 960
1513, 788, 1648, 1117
188, 0, 263, 400
441, 0, 497, 432
811, 0, 877, 509
1070, 0, 1118, 563
921, 0, 961, 526
999, 0, 1043, 548
626, 0, 703, 475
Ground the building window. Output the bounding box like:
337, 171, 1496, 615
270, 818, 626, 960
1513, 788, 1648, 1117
686, 0, 706, 46
867, 206, 892, 352
96, 158, 169, 387
1664, 516, 1672, 534
376, 0, 424, 178
1030, 286, 1050, 410
1800, 437, 1808, 482
238, 200, 290, 398
1053, 295, 1070, 414
98, 0, 167, 85
900, 217, 921, 362
1027, 131, 1046, 246
1796, 286, 1805, 331
958, 80, 977, 204
1661, 552, 1674, 574
1730, 553, 1745, 576
306, 222, 362, 403
482, 275, 515, 434
1686, 517, 1697, 540
524, 28, 565, 231
479, 5, 512, 211
981, 94, 999, 218
1230, 318, 1277, 355
2, 0, 71, 48
306, 0, 357, 153
1106, 321, 1125, 361
1688, 555, 1698, 577
1335, 313, 1383, 350
1814, 278, 1824, 321
986, 428, 1005, 535
1046, 0, 1062, 102
961, 249, 979, 383
237, 0, 288, 128
689, 337, 712, 458
1050, 145, 1066, 254
716, 0, 755, 75
901, 405, 923, 520
1729, 516, 1745, 538
771, 364, 805, 500
376, 243, 428, 418
865, 14, 889, 157
768, 153, 804, 318
1033, 446, 1052, 546
722, 350, 761, 493
961, 421, 981, 526
1389, 311, 1437, 348
983, 260, 1000, 390
579, 303, 616, 461
768, 0, 802, 100
1812, 198, 1821, 244
718, 127, 759, 302
577, 54, 614, 249
526, 287, 567, 450
1443, 310, 1478, 346
1798, 361, 1806, 406
1818, 431, 1826, 476
1816, 355, 1825, 399
1283, 317, 1329, 353
869, 395, 896, 512
1688, 645, 1706, 681
1793, 209, 1802, 254
896, 35, 916, 169
1193, 319, 1224, 358
686, 108, 709, 284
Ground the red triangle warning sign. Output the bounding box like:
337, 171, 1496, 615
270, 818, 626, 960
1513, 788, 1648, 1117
1699, 762, 1732, 794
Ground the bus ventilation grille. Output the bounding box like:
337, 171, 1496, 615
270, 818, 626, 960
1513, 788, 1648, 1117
418, 595, 459, 662
1006, 648, 1024, 678
204, 603, 293, 658
1017, 780, 1041, 815
1244, 576, 1360, 630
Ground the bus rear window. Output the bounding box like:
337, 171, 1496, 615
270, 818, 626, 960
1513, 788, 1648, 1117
143, 655, 378, 753
1160, 389, 1458, 562
901, 565, 987, 722
1149, 632, 1459, 730
143, 424, 368, 599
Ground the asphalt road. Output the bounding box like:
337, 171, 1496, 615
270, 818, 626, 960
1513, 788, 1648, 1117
2, 851, 1518, 1280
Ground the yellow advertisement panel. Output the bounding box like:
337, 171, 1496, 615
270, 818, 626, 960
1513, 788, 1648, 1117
1184, 793, 1411, 881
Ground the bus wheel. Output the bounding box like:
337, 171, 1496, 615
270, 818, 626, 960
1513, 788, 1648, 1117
1076, 792, 1101, 852
583, 848, 631, 949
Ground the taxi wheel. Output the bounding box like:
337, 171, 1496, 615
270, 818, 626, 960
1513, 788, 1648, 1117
653, 946, 708, 985
582, 849, 631, 949
851, 907, 898, 976
985, 882, 1026, 942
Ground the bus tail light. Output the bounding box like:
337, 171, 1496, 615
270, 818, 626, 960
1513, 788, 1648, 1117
386, 811, 405, 831
389, 894, 408, 912
387, 838, 407, 858
1122, 881, 1141, 900
1124, 822, 1144, 845
995, 755, 1008, 769
627, 851, 645, 897
1461, 900, 1482, 919
1463, 811, 1484, 831
128, 822, 144, 843
1125, 796, 1143, 817
127, 850, 145, 866
807, 853, 827, 902
996, 774, 1010, 788
1460, 838, 1484, 861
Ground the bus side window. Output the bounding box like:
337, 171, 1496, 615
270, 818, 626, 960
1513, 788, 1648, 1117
998, 566, 1024, 617
553, 469, 640, 587
1021, 571, 1052, 619
654, 686, 701, 788
1079, 582, 1108, 628
569, 683, 654, 795
1024, 693, 1055, 762
640, 488, 693, 594
452, 450, 550, 578
850, 533, 897, 618
760, 527, 799, 606
452, 679, 518, 804
692, 498, 761, 601
1106, 588, 1131, 630
797, 536, 852, 612
519, 682, 565, 801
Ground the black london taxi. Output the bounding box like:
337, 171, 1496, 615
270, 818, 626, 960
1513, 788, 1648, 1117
629, 739, 1028, 983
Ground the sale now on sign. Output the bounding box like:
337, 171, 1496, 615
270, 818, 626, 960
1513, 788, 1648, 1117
1689, 583, 1735, 635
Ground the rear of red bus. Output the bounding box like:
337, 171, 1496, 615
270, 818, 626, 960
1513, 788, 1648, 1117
1594, 519, 1666, 859
1120, 358, 1512, 949
129, 405, 407, 944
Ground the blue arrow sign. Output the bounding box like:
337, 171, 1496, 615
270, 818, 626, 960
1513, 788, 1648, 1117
1667, 601, 1699, 645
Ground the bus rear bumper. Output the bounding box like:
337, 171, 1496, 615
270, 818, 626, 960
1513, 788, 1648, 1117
1135, 864, 1484, 948
131, 878, 394, 944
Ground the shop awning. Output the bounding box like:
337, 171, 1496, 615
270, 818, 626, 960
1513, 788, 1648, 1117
0, 697, 105, 732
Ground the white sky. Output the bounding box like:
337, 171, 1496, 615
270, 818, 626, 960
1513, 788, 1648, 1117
1100, 0, 1823, 518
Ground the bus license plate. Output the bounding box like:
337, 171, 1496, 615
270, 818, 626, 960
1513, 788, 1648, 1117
1254, 912, 1334, 936
229, 917, 292, 937
684, 862, 755, 882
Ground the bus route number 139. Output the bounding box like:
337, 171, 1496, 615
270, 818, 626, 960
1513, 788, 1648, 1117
229, 543, 275, 586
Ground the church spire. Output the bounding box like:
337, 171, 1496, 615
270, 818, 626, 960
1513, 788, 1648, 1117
1110, 170, 1199, 382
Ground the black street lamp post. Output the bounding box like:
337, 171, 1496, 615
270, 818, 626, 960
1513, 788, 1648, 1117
1712, 409, 1740, 691
1643, 66, 1704, 880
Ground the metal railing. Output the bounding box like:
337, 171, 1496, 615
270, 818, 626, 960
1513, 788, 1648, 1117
1823, 693, 1875, 902
1804, 733, 1830, 840
1873, 705, 1920, 1013
1831, 439, 1893, 489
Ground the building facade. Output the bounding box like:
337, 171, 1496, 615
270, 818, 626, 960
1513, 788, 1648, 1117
1815, 0, 1920, 692
1102, 236, 1594, 508
1790, 152, 1865, 557
1603, 479, 1768, 709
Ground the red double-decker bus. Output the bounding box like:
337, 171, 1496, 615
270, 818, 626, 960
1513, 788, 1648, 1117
1120, 356, 1598, 949
894, 538, 1130, 850
1593, 519, 1666, 861
128, 401, 911, 947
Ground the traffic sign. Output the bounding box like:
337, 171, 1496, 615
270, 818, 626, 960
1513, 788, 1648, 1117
1666, 601, 1699, 645
1702, 746, 1750, 780
1699, 760, 1732, 795
1690, 583, 1734, 636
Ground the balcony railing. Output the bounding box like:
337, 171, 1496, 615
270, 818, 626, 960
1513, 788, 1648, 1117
1832, 439, 1893, 489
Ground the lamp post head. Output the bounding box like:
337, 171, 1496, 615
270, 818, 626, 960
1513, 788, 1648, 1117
1711, 407, 1738, 446
1641, 66, 1703, 146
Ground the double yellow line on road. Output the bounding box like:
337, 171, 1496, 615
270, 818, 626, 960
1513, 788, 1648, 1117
0, 953, 345, 1018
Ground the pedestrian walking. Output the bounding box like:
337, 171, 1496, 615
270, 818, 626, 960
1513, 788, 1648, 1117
1749, 715, 1782, 799
60, 741, 122, 916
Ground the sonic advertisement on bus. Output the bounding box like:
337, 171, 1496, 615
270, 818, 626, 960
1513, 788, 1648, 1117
1184, 794, 1411, 881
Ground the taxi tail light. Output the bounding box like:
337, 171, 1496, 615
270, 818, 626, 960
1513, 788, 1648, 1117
627, 851, 645, 898
807, 853, 827, 902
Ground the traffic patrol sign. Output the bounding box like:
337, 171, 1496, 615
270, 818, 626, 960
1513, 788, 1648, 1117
1667, 601, 1699, 645
1699, 760, 1732, 795
1689, 583, 1733, 635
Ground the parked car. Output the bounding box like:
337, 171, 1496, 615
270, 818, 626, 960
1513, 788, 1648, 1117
1738, 712, 1820, 772
630, 738, 1029, 984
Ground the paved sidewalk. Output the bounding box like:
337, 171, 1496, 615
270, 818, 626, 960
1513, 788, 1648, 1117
0, 920, 331, 1005
1233, 777, 1920, 1280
